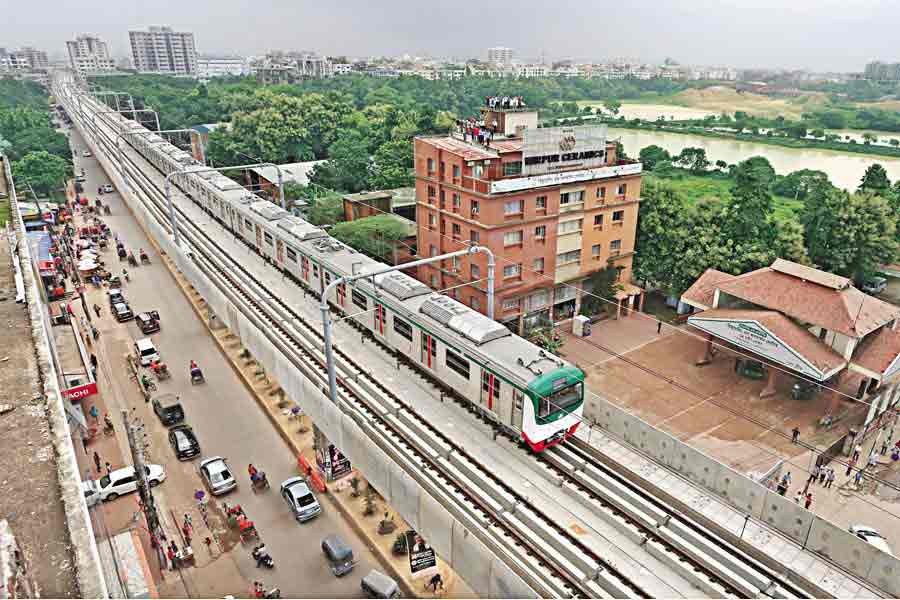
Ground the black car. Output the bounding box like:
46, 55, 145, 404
168, 425, 200, 460
136, 311, 160, 334
108, 288, 125, 308
152, 393, 184, 426
113, 302, 134, 322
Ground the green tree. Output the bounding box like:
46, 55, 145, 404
772, 169, 831, 200
369, 138, 414, 189
857, 163, 891, 195
306, 193, 345, 226
309, 129, 372, 193
638, 145, 670, 171
579, 267, 621, 316
330, 215, 410, 262
12, 151, 71, 197
603, 99, 622, 116
674, 147, 709, 174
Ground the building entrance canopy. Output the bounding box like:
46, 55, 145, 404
688, 309, 847, 381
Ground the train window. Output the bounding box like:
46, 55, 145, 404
351, 290, 367, 310
445, 350, 470, 379
513, 390, 524, 410
421, 334, 436, 367
264, 232, 273, 245
481, 372, 500, 399
394, 318, 412, 341
245, 218, 253, 229
312, 264, 319, 277
286, 247, 297, 263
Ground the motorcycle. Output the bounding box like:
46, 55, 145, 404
251, 544, 274, 569
128, 253, 137, 267
191, 367, 205, 385
251, 471, 269, 493
140, 250, 150, 265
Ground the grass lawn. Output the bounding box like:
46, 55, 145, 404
644, 173, 802, 222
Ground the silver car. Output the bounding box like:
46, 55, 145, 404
280, 477, 322, 522
199, 456, 236, 495
849, 524, 893, 556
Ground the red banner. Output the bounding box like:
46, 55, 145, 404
63, 382, 97, 401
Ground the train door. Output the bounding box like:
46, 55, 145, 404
374, 303, 386, 336
421, 333, 435, 369
276, 239, 284, 264
301, 256, 309, 282
321, 270, 330, 296
336, 283, 346, 308
512, 389, 525, 429
481, 370, 500, 412
255, 225, 262, 248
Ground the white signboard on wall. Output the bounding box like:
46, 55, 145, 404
490, 162, 642, 194
687, 316, 842, 381
521, 125, 608, 176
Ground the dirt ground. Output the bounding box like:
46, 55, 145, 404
568, 325, 868, 476
0, 234, 80, 597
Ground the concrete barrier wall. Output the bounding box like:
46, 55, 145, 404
585, 391, 900, 595
79, 116, 539, 597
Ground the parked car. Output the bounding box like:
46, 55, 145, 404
849, 525, 893, 556
135, 311, 161, 334
322, 534, 356, 577
74, 173, 86, 183
361, 570, 400, 599
134, 337, 160, 366
102, 184, 114, 193
82, 149, 91, 157
82, 480, 100, 508
168, 424, 201, 461
152, 393, 184, 426
199, 456, 236, 495
107, 288, 125, 308
112, 302, 134, 322
280, 477, 322, 522
861, 277, 888, 295
94, 464, 165, 502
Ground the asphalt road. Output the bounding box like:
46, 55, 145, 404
70, 126, 380, 598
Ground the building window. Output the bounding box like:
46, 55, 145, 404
439, 189, 445, 204
471, 264, 481, 279
503, 264, 521, 279
533, 257, 545, 272
612, 210, 625, 222
558, 219, 582, 235
430, 274, 438, 287
596, 186, 606, 199
502, 298, 520, 311
452, 223, 461, 237
594, 214, 604, 227
473, 164, 484, 178
536, 195, 547, 210
557, 250, 581, 265
610, 239, 622, 252
560, 190, 584, 206
445, 349, 471, 379
452, 193, 460, 209
470, 296, 481, 310
504, 199, 523, 216
427, 185, 436, 199
592, 244, 601, 257
351, 289, 367, 310
427, 158, 435, 174
429, 244, 437, 257
616, 183, 626, 196
452, 164, 460, 180
503, 161, 522, 177
470, 229, 480, 244
534, 225, 546, 239
615, 265, 625, 281
428, 213, 437, 227
503, 230, 523, 246
470, 199, 479, 216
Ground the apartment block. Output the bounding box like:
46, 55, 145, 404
197, 54, 247, 79
0, 46, 48, 72
66, 34, 115, 74
415, 98, 643, 334
129, 26, 197, 75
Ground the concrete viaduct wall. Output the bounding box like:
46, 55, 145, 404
590, 392, 899, 596
74, 111, 538, 599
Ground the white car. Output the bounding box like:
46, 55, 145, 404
135, 337, 160, 366
94, 464, 166, 502
280, 476, 322, 522
199, 456, 237, 495
102, 184, 114, 193
849, 525, 893, 556
81, 149, 92, 157
82, 480, 100, 508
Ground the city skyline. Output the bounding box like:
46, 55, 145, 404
4, 0, 899, 72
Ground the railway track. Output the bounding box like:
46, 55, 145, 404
69, 85, 643, 598
66, 83, 827, 599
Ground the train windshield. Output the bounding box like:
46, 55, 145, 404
537, 382, 583, 420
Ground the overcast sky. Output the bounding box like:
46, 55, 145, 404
3, 0, 897, 71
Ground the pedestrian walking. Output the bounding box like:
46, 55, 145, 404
183, 513, 193, 534
804, 492, 813, 510
782, 471, 792, 487
794, 489, 803, 503
182, 523, 191, 546
93, 304, 101, 318
868, 451, 878, 468
88, 404, 99, 423
657, 320, 662, 335
166, 544, 177, 571
428, 572, 444, 592
854, 469, 864, 486
808, 465, 819, 485
818, 467, 827, 485
853, 443, 862, 462
92, 451, 101, 473
881, 439, 889, 456
105, 461, 112, 475
825, 468, 835, 488
791, 427, 800, 444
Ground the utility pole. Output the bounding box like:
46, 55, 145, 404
122, 409, 163, 557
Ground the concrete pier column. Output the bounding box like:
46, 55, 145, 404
760, 367, 778, 398
696, 333, 714, 365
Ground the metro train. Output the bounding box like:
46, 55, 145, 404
65, 85, 586, 452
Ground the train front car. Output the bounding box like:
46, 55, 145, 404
521, 366, 585, 452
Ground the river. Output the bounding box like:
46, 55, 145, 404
609, 127, 900, 190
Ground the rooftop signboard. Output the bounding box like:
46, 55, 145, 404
490, 162, 641, 194
521, 125, 608, 176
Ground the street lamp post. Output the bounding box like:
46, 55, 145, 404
320, 246, 495, 406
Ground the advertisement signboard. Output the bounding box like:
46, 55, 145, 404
521, 125, 608, 176
490, 162, 642, 194
316, 442, 352, 481
687, 316, 838, 380
405, 530, 437, 578
63, 381, 98, 401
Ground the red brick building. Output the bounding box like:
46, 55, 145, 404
415, 99, 643, 333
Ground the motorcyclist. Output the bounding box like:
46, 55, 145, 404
103, 413, 114, 433
248, 464, 259, 482
122, 268, 129, 282
252, 544, 271, 567
190, 360, 202, 379
141, 374, 153, 389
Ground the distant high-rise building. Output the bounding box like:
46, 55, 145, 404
0, 46, 48, 72
66, 34, 115, 74
864, 60, 900, 81
487, 46, 514, 66
129, 26, 197, 75
197, 54, 247, 79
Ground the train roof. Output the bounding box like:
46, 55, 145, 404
276, 215, 327, 243
249, 200, 288, 221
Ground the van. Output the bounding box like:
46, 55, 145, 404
361, 570, 400, 599
862, 277, 888, 295
321, 534, 356, 577
135, 337, 160, 366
